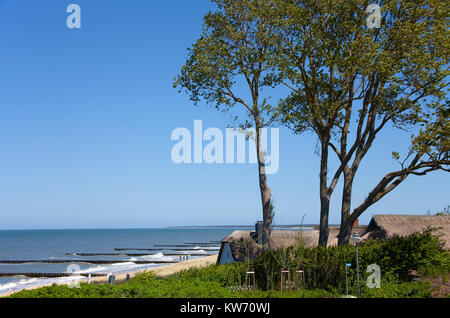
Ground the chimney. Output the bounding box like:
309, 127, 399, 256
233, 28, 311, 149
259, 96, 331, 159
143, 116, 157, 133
255, 221, 263, 245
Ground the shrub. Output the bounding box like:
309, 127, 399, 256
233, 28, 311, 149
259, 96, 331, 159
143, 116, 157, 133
251, 228, 449, 293
171, 263, 247, 287
362, 281, 432, 298
253, 244, 355, 292
358, 228, 449, 280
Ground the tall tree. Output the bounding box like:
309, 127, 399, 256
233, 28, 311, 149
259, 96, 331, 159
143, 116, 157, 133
268, 0, 449, 245
338, 102, 449, 244
334, 0, 450, 245
174, 0, 278, 246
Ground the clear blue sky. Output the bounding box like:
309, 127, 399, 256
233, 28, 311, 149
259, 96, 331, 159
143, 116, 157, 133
0, 0, 448, 230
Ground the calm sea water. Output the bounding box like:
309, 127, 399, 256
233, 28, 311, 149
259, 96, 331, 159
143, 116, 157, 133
0, 228, 243, 294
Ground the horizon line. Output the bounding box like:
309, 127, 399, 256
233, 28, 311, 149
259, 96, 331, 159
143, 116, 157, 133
0, 224, 343, 231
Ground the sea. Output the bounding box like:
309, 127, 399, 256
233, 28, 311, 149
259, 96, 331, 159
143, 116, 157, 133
0, 227, 248, 295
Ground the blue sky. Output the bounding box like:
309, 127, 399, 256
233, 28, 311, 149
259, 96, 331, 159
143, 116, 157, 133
0, 0, 448, 230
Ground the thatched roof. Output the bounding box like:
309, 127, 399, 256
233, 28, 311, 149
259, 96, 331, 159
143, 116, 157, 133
221, 231, 254, 243
365, 214, 450, 248
218, 215, 450, 264
221, 230, 319, 249
219, 228, 364, 263
221, 226, 367, 249
313, 225, 368, 246
220, 231, 260, 262
270, 230, 314, 249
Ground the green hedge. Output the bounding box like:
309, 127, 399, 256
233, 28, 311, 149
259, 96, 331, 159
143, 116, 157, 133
362, 281, 432, 298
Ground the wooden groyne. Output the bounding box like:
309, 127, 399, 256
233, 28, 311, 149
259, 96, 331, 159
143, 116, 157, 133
154, 244, 220, 248
0, 273, 107, 278
182, 242, 221, 245
0, 260, 179, 264
114, 248, 219, 252
183, 241, 221, 244
115, 248, 165, 251
66, 252, 195, 257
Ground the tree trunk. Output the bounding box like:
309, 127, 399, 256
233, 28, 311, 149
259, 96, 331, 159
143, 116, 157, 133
318, 194, 330, 246
318, 139, 330, 246
255, 123, 272, 248
338, 166, 354, 245
338, 217, 354, 246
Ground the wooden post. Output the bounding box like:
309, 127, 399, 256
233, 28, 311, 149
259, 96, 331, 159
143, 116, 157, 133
281, 269, 291, 292
245, 270, 257, 290
295, 269, 305, 290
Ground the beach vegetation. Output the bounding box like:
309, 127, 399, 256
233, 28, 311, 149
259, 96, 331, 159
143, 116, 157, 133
252, 228, 449, 294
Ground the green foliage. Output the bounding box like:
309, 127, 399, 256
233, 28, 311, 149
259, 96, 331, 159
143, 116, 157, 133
271, 0, 450, 237
358, 228, 449, 280
253, 244, 355, 291
8, 283, 119, 299
173, 0, 278, 127
9, 274, 239, 299
172, 263, 247, 287
362, 282, 432, 298
252, 229, 449, 294
247, 288, 337, 298
274, 0, 449, 144
7, 267, 337, 299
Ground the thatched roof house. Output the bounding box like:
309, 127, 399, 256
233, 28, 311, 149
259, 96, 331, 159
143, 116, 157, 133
217, 215, 450, 265
217, 230, 303, 264
217, 225, 366, 265
364, 214, 450, 249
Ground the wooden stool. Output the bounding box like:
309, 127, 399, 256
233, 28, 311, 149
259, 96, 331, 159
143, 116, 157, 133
280, 269, 291, 292
295, 269, 305, 289
245, 270, 257, 290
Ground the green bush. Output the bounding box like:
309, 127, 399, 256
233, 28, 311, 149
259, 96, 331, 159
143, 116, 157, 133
358, 228, 449, 280
8, 283, 119, 298
253, 244, 356, 291
362, 281, 432, 298
252, 228, 449, 294
9, 276, 237, 298
171, 263, 247, 287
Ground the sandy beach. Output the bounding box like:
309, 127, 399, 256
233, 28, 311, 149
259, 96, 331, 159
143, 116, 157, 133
0, 254, 218, 298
